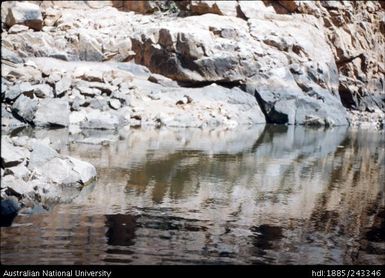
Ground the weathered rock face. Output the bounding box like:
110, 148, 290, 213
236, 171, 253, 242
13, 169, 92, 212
129, 12, 347, 125
173, 0, 384, 125
302, 1, 385, 114
131, 14, 255, 83
1, 0, 384, 133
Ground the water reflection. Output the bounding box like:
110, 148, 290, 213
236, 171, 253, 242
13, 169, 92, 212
1, 125, 384, 264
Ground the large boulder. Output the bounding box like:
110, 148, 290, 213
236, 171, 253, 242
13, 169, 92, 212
246, 73, 348, 126
5, 82, 34, 102
33, 99, 70, 127
12, 94, 39, 123
5, 2, 43, 31
80, 109, 121, 130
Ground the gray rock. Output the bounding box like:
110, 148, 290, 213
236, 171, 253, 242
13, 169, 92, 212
109, 99, 121, 110
78, 86, 101, 97
111, 90, 131, 105
55, 76, 72, 97
90, 97, 108, 110
33, 84, 54, 98
43, 7, 61, 27
116, 63, 151, 79
74, 80, 117, 95
80, 110, 120, 130
37, 157, 80, 185
71, 96, 88, 111
148, 73, 178, 87
5, 2, 43, 31
69, 110, 87, 125
78, 31, 104, 62
10, 136, 30, 149
33, 99, 70, 127
12, 94, 39, 122
74, 68, 104, 82
1, 137, 28, 168
68, 157, 96, 184
247, 77, 348, 126
48, 52, 70, 61
5, 82, 34, 101
2, 47, 24, 64
6, 164, 30, 180
28, 141, 58, 170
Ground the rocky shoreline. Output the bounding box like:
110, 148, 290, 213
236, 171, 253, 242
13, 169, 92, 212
1, 1, 384, 223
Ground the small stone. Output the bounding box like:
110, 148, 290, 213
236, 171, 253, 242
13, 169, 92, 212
33, 84, 54, 98
55, 76, 72, 97
68, 157, 96, 184
176, 97, 189, 105
24, 60, 38, 69
109, 99, 121, 110
78, 86, 101, 97
90, 97, 108, 110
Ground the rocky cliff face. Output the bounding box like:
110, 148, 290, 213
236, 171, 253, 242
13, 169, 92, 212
1, 1, 384, 129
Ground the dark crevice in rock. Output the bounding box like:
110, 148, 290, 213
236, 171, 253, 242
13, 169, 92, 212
339, 84, 356, 109
176, 53, 204, 77
336, 53, 364, 68
11, 109, 35, 127
235, 3, 247, 20
254, 90, 288, 124
176, 80, 243, 89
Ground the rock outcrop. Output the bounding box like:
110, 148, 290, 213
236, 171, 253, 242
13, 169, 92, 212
174, 0, 384, 127
3, 0, 382, 127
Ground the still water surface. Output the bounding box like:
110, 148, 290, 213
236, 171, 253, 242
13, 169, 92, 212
1, 125, 384, 264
